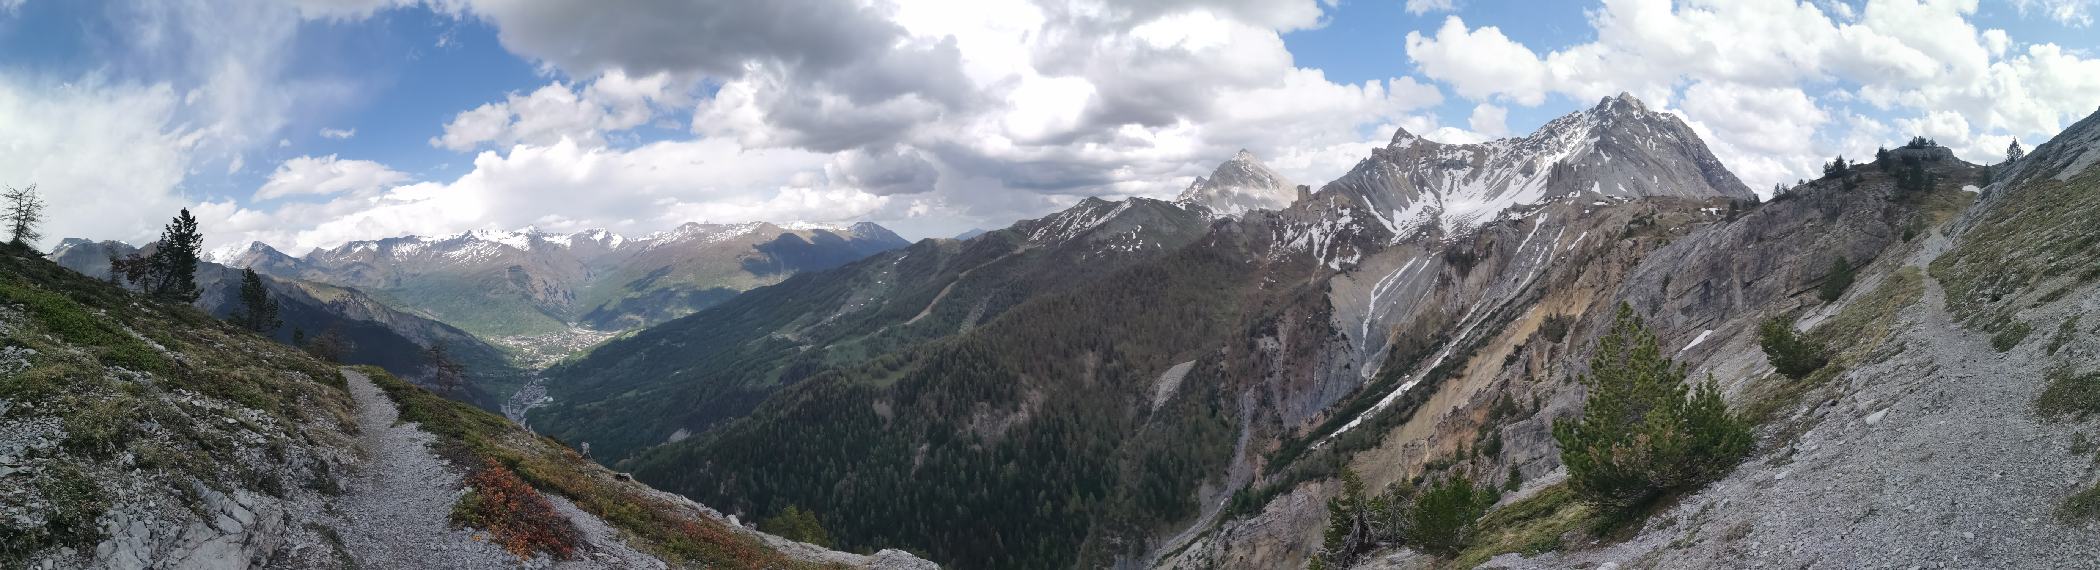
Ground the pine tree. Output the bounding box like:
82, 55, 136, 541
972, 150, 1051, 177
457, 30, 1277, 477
1314, 470, 1371, 567
2006, 140, 2025, 164
144, 209, 204, 303
1757, 318, 1829, 380
1404, 475, 1495, 556
1553, 305, 1754, 513
3, 184, 44, 250
1817, 257, 1855, 302
229, 268, 282, 333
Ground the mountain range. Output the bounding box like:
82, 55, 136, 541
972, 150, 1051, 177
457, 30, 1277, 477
519, 94, 1807, 568
19, 91, 2100, 570
220, 222, 910, 340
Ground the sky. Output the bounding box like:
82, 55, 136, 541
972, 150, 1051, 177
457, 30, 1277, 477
1, 0, 2097, 254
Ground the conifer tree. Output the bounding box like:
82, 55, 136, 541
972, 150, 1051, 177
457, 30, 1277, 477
1758, 317, 1829, 380
1403, 475, 1495, 556
3, 184, 44, 249
1554, 305, 1753, 512
2006, 140, 2025, 164
146, 209, 204, 303
229, 268, 281, 333
1818, 257, 1855, 302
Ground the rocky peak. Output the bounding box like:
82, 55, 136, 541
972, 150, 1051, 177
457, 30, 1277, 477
1177, 149, 1300, 219
208, 241, 305, 272
1318, 92, 1752, 240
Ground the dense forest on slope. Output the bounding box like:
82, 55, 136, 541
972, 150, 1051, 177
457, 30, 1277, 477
620, 227, 1278, 569
531, 198, 1216, 461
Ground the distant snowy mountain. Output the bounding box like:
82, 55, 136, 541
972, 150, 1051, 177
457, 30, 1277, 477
225, 221, 911, 338
1177, 149, 1302, 219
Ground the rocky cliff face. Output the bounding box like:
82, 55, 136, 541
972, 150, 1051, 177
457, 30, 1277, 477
1473, 117, 2098, 568
1159, 112, 1981, 568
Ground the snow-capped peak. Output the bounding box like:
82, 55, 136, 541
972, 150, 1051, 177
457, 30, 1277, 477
1321, 92, 1752, 240
1177, 150, 1300, 219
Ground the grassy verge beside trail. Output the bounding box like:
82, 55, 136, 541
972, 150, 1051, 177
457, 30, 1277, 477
358, 366, 831, 569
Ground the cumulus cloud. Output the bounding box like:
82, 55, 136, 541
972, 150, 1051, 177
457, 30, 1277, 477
1468, 103, 1508, 138
0, 77, 194, 250
434, 70, 682, 151
1405, 18, 1549, 105
319, 127, 356, 139
256, 155, 411, 200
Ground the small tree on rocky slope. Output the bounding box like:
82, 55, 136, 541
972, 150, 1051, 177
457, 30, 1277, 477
1758, 317, 1829, 380
229, 268, 281, 333
1554, 305, 1753, 513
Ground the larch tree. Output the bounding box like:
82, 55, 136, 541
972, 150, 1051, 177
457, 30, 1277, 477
3, 184, 44, 250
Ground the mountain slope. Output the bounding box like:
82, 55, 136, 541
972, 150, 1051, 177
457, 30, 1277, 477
46, 239, 522, 405
526, 94, 1780, 569
1462, 111, 2100, 569
0, 246, 930, 568
272, 223, 909, 339
530, 197, 1217, 461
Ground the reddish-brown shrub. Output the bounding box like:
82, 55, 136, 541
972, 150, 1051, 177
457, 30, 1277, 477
454, 459, 582, 560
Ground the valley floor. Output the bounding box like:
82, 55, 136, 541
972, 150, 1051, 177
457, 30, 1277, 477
1483, 231, 2100, 568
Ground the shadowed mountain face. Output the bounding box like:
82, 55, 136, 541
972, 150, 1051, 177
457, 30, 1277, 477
223, 222, 908, 339
518, 95, 1836, 569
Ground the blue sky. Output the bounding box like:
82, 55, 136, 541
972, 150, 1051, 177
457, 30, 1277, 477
1, 0, 2096, 253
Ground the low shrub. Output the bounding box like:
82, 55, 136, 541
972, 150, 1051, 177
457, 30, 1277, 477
758, 506, 833, 548
1992, 320, 2034, 352
1759, 318, 1829, 380
2036, 367, 2100, 421
454, 459, 581, 560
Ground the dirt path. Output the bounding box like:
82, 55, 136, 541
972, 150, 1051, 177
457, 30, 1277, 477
333, 368, 528, 569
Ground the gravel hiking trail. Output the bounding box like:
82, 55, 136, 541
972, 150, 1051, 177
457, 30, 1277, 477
332, 368, 659, 569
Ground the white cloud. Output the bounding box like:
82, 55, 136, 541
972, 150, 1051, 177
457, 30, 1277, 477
1405, 17, 1548, 106
256, 155, 411, 200
1467, 103, 1508, 138
319, 127, 356, 139
434, 70, 682, 151
1405, 0, 1461, 15
0, 76, 195, 251
2012, 0, 2096, 27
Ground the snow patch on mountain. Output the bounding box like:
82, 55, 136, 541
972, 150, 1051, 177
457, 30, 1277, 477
1177, 150, 1300, 219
